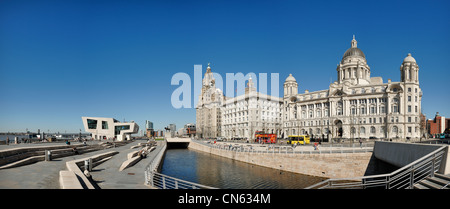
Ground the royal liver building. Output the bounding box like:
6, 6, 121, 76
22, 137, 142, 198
283, 36, 422, 141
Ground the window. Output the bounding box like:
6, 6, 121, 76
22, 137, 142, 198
87, 119, 97, 129
408, 117, 411, 122
392, 126, 398, 133
370, 106, 376, 114
114, 125, 130, 135
408, 127, 412, 133
380, 106, 386, 113
408, 105, 411, 113
360, 107, 366, 114
370, 126, 376, 134
408, 96, 411, 102
351, 107, 356, 115
415, 106, 418, 113
360, 127, 366, 134
408, 88, 411, 92
102, 121, 108, 129
392, 105, 399, 113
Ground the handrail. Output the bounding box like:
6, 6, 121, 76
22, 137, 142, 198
200, 140, 374, 155
306, 145, 448, 189
144, 140, 167, 185
149, 171, 217, 189
144, 139, 216, 189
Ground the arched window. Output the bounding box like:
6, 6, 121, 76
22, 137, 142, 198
370, 126, 376, 134
392, 126, 398, 133
360, 127, 366, 134
351, 127, 356, 134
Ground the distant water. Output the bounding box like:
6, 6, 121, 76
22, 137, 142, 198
0, 135, 29, 141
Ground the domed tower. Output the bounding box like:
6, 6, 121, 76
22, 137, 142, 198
284, 74, 298, 97
337, 36, 371, 85
400, 53, 419, 84
202, 63, 214, 87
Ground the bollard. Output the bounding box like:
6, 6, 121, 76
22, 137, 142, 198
45, 150, 52, 161
84, 159, 93, 172
89, 158, 93, 171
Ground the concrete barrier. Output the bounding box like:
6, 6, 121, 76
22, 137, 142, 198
59, 170, 83, 189
119, 155, 141, 171
61, 151, 118, 189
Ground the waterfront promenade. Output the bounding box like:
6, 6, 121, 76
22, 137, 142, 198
0, 139, 162, 189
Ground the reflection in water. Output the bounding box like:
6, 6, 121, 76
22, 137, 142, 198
160, 148, 327, 189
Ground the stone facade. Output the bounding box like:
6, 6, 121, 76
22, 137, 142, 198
196, 37, 423, 141
221, 76, 283, 139
283, 37, 422, 141
196, 63, 224, 139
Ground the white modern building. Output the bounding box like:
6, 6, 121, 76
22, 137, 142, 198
81, 117, 139, 141
283, 36, 422, 141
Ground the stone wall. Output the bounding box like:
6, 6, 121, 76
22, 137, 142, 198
188, 141, 372, 179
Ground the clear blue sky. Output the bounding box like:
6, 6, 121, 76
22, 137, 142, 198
1, 0, 449, 133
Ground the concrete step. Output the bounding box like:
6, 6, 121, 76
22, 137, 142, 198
434, 173, 450, 182
413, 183, 429, 189
428, 176, 449, 188
419, 179, 442, 189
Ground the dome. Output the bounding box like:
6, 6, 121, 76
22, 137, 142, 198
343, 47, 366, 59
342, 35, 366, 60
403, 53, 416, 63
285, 74, 296, 82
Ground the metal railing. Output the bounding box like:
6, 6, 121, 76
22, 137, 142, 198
144, 139, 216, 189
144, 140, 167, 185
203, 141, 373, 155
148, 171, 217, 189
306, 145, 448, 189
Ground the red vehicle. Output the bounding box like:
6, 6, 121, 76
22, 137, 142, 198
255, 131, 277, 144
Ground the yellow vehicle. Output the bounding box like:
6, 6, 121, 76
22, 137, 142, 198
287, 135, 310, 145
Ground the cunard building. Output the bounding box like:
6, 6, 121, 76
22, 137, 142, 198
283, 36, 422, 141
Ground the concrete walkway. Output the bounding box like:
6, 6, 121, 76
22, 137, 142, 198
91, 140, 164, 189
0, 139, 162, 189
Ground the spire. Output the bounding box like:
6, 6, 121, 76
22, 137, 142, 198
206, 62, 211, 73
351, 35, 357, 48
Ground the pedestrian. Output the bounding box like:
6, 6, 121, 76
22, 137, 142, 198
6, 136, 9, 145
359, 139, 362, 148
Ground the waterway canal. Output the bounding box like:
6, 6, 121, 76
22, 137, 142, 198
160, 148, 327, 189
